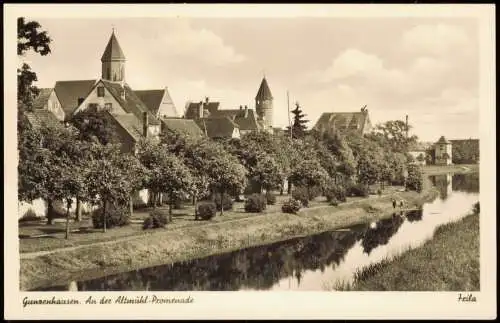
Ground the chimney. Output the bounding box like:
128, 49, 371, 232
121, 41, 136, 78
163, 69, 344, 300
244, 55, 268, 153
143, 111, 149, 138
244, 105, 248, 118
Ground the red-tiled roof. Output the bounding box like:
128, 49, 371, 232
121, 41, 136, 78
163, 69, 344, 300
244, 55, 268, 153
313, 111, 371, 135
32, 88, 53, 109
135, 88, 178, 117
185, 101, 219, 119
24, 109, 64, 130
161, 118, 204, 138
210, 108, 261, 131
54, 79, 97, 118
195, 117, 239, 138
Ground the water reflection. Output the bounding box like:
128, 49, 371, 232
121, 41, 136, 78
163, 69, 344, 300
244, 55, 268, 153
36, 172, 479, 291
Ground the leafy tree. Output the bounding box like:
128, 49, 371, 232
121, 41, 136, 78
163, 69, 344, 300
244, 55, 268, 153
70, 107, 119, 145
251, 153, 284, 193
286, 102, 309, 139
289, 159, 329, 199
205, 144, 248, 216
406, 164, 424, 192
114, 153, 149, 217
85, 143, 132, 232
366, 120, 418, 153
17, 17, 52, 122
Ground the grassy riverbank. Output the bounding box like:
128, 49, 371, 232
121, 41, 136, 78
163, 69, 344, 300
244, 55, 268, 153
20, 183, 439, 291
334, 209, 480, 291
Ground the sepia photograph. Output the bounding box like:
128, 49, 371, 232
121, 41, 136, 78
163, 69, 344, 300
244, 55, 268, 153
4, 3, 496, 320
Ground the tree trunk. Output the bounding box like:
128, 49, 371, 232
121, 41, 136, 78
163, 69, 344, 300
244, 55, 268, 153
220, 190, 224, 216
46, 199, 54, 225
75, 197, 82, 222
129, 194, 134, 217
193, 195, 198, 220
287, 178, 293, 195
152, 191, 157, 209
103, 200, 107, 233
168, 193, 173, 223
65, 201, 71, 240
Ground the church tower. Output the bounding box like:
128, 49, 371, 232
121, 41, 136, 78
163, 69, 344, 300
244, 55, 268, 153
255, 76, 274, 133
101, 30, 126, 82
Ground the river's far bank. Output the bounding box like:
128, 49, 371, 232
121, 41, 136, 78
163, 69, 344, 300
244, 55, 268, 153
421, 163, 479, 175
332, 207, 480, 291
20, 184, 439, 291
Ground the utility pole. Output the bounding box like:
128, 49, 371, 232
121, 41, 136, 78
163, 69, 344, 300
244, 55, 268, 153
405, 115, 409, 139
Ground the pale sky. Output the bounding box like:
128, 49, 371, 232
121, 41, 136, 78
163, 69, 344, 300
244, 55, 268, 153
22, 17, 479, 142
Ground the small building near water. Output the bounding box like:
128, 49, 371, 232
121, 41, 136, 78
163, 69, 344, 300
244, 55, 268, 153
434, 136, 453, 165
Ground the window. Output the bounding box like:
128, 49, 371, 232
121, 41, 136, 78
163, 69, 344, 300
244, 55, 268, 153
87, 103, 98, 111
97, 87, 105, 97
77, 97, 84, 106
104, 103, 113, 111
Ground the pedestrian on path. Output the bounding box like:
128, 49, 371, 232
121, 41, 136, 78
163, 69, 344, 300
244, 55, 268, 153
392, 199, 397, 209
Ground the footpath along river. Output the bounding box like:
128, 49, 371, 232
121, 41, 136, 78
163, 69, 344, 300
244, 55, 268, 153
35, 172, 479, 291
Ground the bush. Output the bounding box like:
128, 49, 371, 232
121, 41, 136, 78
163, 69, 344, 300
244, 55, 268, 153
19, 208, 40, 222
292, 186, 309, 207
325, 185, 347, 203
308, 185, 323, 200
281, 198, 301, 214
265, 191, 277, 205
91, 203, 130, 229
406, 164, 424, 193
347, 183, 370, 197
197, 201, 217, 220
473, 202, 480, 214
244, 193, 267, 213
213, 193, 234, 212
377, 189, 383, 196
143, 209, 169, 230
330, 198, 339, 207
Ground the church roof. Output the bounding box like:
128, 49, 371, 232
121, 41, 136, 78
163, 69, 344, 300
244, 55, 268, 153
101, 31, 126, 62
135, 88, 178, 117
161, 118, 205, 138
99, 80, 160, 125
255, 77, 273, 100
32, 88, 53, 109
195, 117, 239, 138
54, 79, 97, 118
313, 111, 370, 135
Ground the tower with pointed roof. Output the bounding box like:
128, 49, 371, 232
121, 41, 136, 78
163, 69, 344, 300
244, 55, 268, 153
101, 30, 126, 83
255, 76, 274, 133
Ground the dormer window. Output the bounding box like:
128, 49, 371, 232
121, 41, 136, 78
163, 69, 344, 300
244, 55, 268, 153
97, 86, 105, 97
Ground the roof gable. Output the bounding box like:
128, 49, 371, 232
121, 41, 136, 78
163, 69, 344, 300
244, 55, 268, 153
101, 32, 126, 62
99, 80, 160, 125
184, 101, 220, 119
134, 89, 164, 115
210, 108, 260, 131
54, 79, 97, 117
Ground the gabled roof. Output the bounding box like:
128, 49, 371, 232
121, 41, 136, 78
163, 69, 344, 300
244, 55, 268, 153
135, 88, 178, 117
255, 77, 273, 101
99, 80, 160, 125
210, 108, 261, 131
54, 79, 97, 118
108, 112, 144, 142
313, 111, 370, 135
195, 117, 239, 138
184, 101, 220, 119
161, 118, 204, 138
436, 136, 451, 144
32, 88, 53, 109
24, 109, 64, 130
101, 31, 126, 62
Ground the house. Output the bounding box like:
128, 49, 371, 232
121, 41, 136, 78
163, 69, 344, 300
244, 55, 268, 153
408, 142, 433, 166
54, 79, 97, 121
160, 118, 205, 139
32, 88, 65, 121
434, 136, 453, 165
184, 97, 262, 135
313, 107, 372, 136
195, 117, 240, 139
135, 87, 179, 119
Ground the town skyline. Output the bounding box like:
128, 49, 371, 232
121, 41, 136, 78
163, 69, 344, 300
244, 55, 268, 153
20, 17, 479, 142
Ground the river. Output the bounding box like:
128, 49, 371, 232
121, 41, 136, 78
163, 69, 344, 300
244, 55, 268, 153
34, 172, 479, 291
